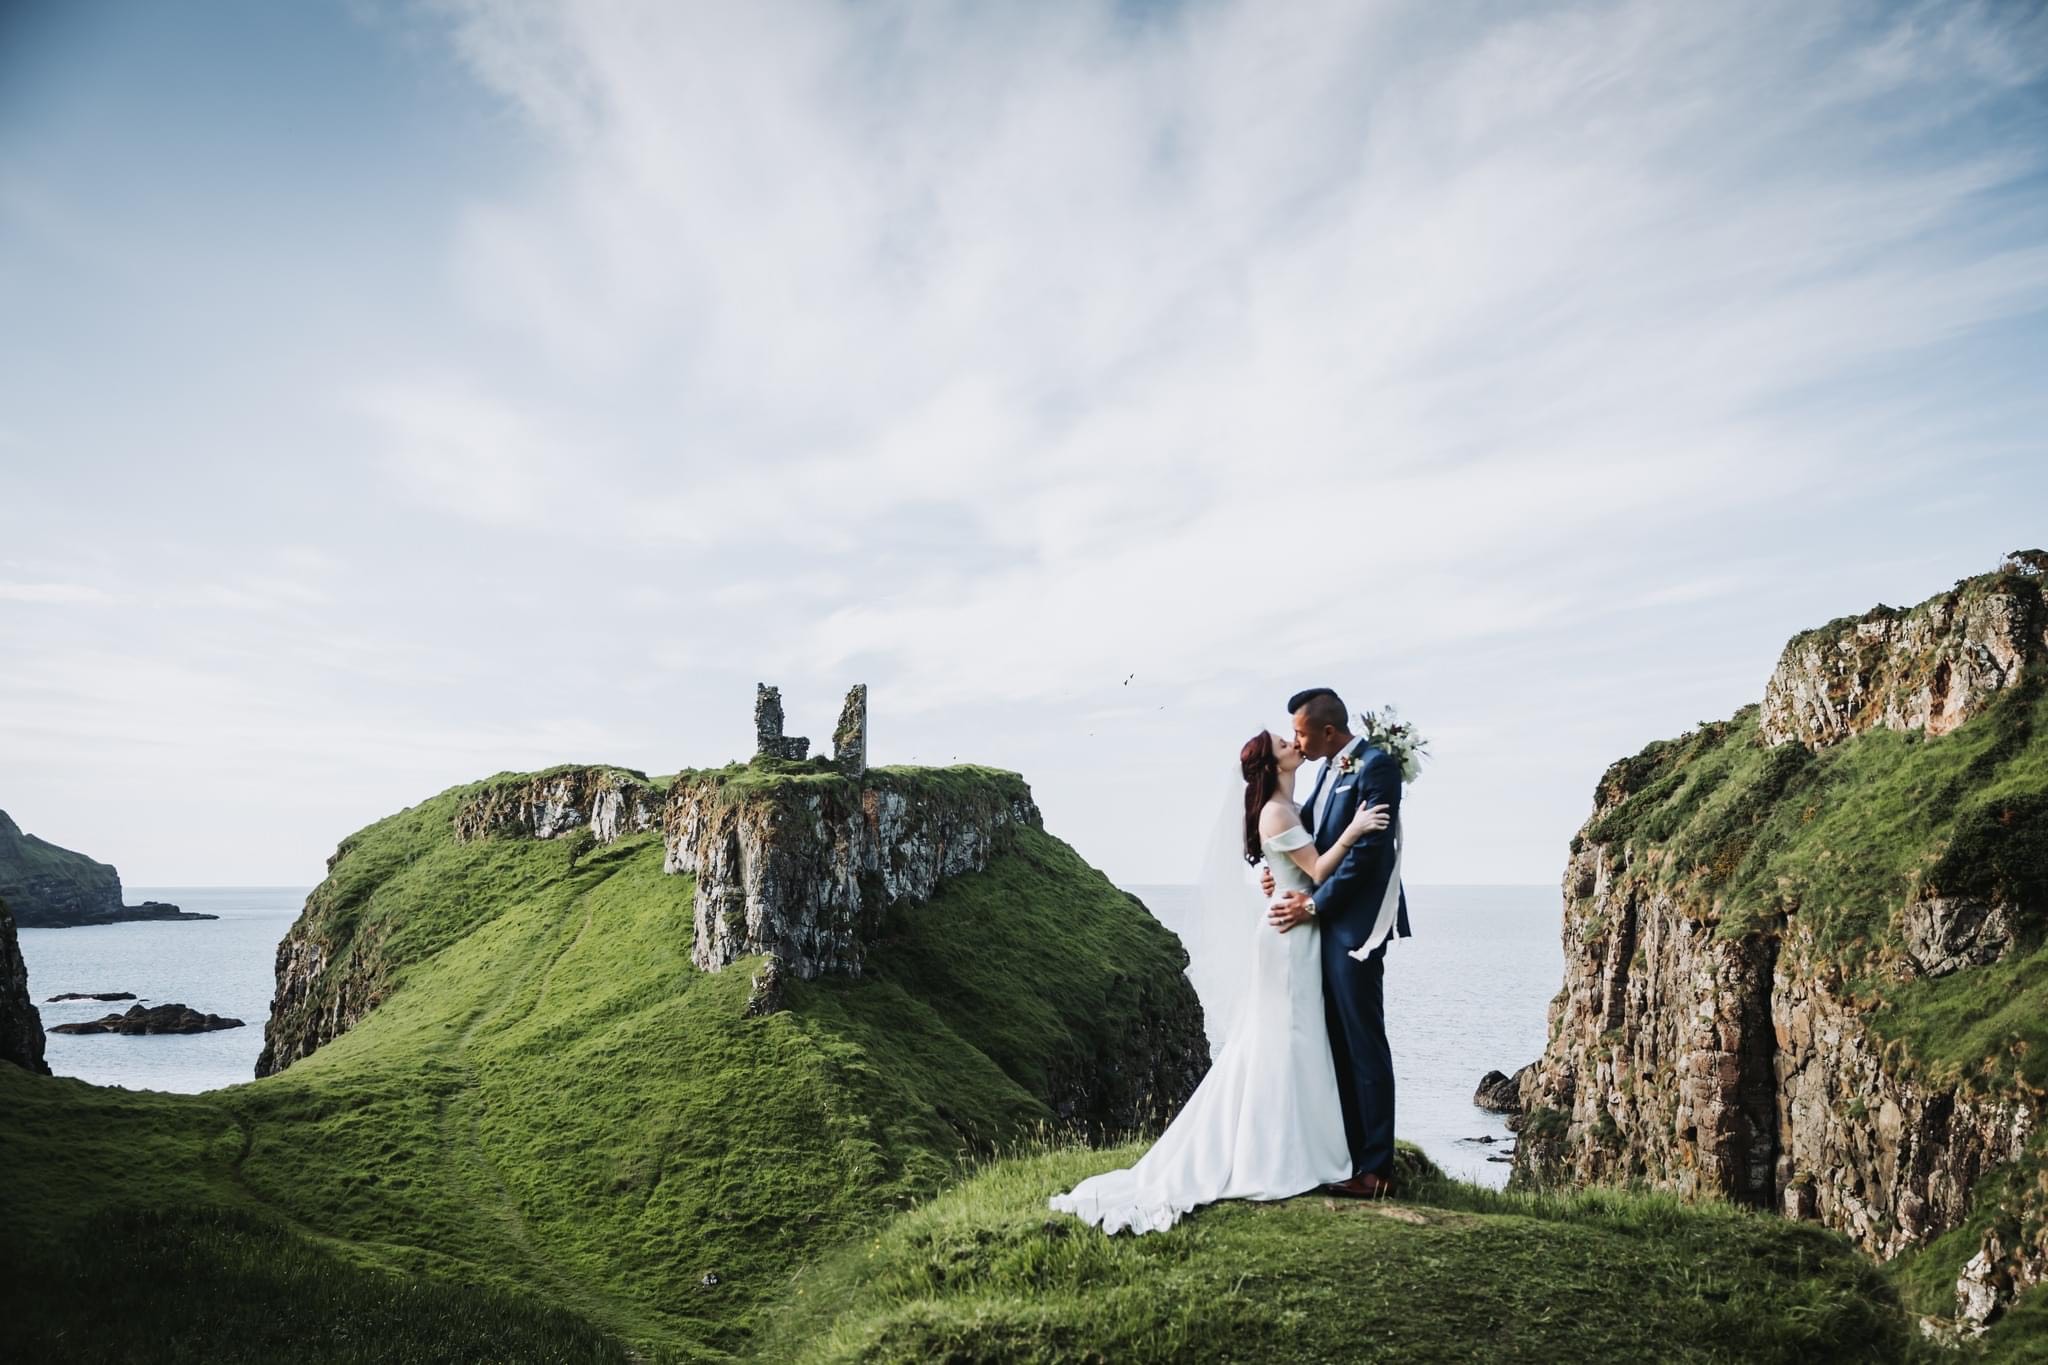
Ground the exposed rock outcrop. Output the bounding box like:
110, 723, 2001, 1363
453, 766, 659, 846
1514, 558, 2048, 1333
256, 892, 389, 1078
1760, 551, 2045, 749
666, 766, 1040, 979
47, 991, 137, 1002
51, 1002, 244, 1035
0, 809, 203, 927
1, 896, 49, 1073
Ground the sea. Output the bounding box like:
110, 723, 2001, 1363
16, 882, 1563, 1189
1129, 883, 1562, 1189
19, 887, 307, 1095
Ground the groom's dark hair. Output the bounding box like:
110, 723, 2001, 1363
1287, 687, 1349, 732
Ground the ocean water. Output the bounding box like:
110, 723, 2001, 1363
17, 886, 309, 1094
15, 881, 1564, 1189
1127, 883, 1563, 1190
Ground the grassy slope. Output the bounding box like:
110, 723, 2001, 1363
0, 772, 1195, 1362
761, 1145, 1915, 1364
1, 763, 1938, 1361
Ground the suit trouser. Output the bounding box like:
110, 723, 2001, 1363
1323, 937, 1395, 1178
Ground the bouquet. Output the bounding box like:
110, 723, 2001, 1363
1356, 706, 1429, 784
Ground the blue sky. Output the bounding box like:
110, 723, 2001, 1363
2, 0, 2045, 887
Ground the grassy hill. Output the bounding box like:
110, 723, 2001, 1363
1, 766, 1203, 1361
0, 760, 1958, 1361
761, 1144, 1914, 1364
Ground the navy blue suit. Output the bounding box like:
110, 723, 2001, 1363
1301, 741, 1409, 1179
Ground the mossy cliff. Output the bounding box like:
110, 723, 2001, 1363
257, 760, 1195, 1127
1513, 554, 2048, 1337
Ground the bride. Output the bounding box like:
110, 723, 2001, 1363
1048, 728, 1389, 1235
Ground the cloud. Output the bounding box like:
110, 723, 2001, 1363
357, 383, 562, 527
8, 0, 2045, 885
0, 582, 120, 605
393, 0, 2048, 708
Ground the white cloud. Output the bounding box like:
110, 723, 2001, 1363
5, 0, 2046, 884
0, 582, 119, 605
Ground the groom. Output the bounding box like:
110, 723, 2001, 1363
1265, 687, 1410, 1198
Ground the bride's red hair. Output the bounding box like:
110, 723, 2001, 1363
1240, 731, 1278, 864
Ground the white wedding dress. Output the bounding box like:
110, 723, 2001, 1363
1048, 823, 1352, 1234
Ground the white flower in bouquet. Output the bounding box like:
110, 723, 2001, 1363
1357, 705, 1429, 784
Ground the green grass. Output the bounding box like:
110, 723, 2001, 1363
0, 1206, 631, 1365
761, 1143, 1915, 1364
1, 768, 1201, 1362
0, 759, 1950, 1360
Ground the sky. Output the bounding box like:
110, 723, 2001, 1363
1, 0, 2045, 889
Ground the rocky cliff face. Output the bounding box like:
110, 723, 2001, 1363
666, 766, 1039, 979
0, 896, 49, 1074
453, 766, 659, 846
1515, 557, 2048, 1334
1762, 554, 2045, 749
255, 838, 394, 1078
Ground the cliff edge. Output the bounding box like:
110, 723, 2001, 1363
1513, 553, 2048, 1335
0, 896, 48, 1073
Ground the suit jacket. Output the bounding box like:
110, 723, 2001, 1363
1303, 741, 1411, 947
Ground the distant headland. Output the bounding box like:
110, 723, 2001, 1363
0, 810, 213, 928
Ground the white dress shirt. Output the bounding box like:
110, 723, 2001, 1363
1312, 736, 1366, 839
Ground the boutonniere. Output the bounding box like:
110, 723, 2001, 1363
1334, 753, 1360, 777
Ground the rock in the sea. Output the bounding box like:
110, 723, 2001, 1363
0, 810, 207, 927
51, 1003, 244, 1035
47, 991, 138, 1002
1, 895, 49, 1073
1474, 1065, 1528, 1114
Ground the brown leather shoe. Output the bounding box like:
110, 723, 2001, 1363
1323, 1172, 1394, 1200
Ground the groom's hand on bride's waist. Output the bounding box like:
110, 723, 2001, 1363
1266, 891, 1313, 932
1258, 865, 1277, 897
